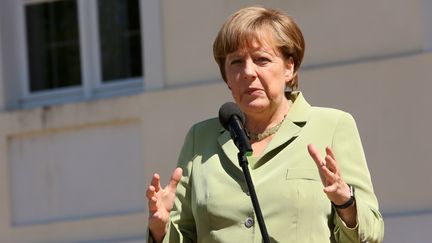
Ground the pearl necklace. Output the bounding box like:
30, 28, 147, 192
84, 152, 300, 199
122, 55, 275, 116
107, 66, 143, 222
248, 116, 286, 141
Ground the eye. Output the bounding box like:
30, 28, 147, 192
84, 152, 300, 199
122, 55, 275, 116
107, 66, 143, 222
255, 57, 271, 64
230, 59, 243, 65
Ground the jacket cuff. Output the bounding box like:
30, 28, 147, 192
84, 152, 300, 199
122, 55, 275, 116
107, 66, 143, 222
146, 228, 155, 243
146, 223, 172, 243
334, 209, 359, 241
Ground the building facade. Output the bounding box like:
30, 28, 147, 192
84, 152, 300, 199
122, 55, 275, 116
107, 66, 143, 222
0, 0, 431, 242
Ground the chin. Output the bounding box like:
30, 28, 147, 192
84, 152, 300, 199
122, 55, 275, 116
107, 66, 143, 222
241, 100, 270, 115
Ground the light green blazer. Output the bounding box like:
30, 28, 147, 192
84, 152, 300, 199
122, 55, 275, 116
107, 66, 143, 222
161, 92, 384, 243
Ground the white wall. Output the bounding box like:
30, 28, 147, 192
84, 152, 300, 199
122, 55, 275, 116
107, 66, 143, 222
384, 212, 432, 243
160, 0, 424, 86
301, 52, 432, 215
0, 5, 9, 110
422, 0, 432, 51
0, 83, 233, 242
0, 0, 431, 242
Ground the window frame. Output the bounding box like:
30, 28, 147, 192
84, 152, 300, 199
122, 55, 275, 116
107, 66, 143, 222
0, 0, 164, 109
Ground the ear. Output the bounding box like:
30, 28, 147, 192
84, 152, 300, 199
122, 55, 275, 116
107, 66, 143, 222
284, 57, 295, 84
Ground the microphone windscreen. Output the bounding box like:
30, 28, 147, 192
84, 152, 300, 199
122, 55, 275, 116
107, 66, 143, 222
218, 102, 245, 130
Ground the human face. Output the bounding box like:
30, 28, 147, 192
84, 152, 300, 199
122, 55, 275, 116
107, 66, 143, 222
224, 41, 294, 117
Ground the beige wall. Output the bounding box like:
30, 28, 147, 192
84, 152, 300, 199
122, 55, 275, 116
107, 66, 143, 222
2, 50, 431, 241
161, 0, 424, 86
0, 83, 232, 242
301, 52, 432, 214
0, 0, 431, 242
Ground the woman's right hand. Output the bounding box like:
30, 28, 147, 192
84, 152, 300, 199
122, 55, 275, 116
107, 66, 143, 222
146, 167, 183, 243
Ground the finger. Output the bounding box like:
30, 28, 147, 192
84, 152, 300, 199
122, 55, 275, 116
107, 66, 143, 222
146, 185, 156, 199
320, 164, 337, 185
307, 144, 326, 167
167, 167, 183, 192
151, 173, 161, 192
308, 144, 329, 184
325, 147, 339, 173
149, 211, 159, 219
326, 146, 336, 160
325, 155, 338, 174
323, 183, 338, 194
148, 196, 158, 213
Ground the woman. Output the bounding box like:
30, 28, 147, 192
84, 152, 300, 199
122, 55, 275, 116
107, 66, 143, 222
147, 6, 384, 243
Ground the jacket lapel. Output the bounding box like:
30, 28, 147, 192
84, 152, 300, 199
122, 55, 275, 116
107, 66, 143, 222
217, 92, 312, 168
262, 91, 311, 155
217, 129, 243, 169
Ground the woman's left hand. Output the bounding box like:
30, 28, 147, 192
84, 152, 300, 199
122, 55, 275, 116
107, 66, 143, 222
307, 144, 358, 227
307, 144, 351, 206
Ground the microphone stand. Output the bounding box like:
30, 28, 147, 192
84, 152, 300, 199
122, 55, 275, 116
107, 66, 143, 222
238, 152, 270, 243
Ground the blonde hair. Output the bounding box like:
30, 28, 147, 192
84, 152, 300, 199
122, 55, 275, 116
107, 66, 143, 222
213, 6, 305, 90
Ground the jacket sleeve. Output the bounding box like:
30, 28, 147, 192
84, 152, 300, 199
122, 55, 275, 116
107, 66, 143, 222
331, 112, 384, 243
162, 126, 197, 243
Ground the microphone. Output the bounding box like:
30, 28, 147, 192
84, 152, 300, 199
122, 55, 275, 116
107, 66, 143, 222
218, 102, 270, 243
218, 102, 253, 156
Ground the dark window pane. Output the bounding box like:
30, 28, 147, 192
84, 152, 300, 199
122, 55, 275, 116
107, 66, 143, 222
98, 0, 143, 82
25, 0, 82, 92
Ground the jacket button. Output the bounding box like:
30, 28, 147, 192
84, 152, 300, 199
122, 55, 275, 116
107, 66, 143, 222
245, 217, 254, 228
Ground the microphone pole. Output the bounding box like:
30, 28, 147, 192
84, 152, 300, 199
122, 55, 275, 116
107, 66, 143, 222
227, 118, 270, 243
237, 151, 270, 243
219, 102, 270, 243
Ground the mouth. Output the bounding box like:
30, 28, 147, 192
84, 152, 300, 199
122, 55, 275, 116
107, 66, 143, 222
245, 87, 263, 95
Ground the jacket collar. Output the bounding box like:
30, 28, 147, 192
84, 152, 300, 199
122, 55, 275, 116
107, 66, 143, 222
217, 91, 312, 168
284, 91, 311, 123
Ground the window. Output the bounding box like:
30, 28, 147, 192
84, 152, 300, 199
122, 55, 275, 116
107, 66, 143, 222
98, 0, 143, 82
0, 0, 163, 109
26, 0, 82, 92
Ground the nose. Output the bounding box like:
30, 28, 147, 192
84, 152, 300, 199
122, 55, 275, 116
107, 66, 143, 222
241, 59, 257, 81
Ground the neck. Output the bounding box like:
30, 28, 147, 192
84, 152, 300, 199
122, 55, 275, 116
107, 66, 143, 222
245, 98, 290, 135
